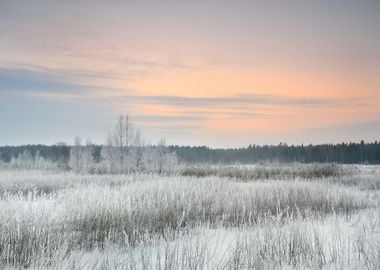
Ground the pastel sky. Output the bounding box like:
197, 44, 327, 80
0, 0, 379, 147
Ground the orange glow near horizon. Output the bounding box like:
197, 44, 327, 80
1, 0, 379, 146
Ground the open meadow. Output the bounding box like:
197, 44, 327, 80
2, 1, 379, 269
0, 164, 380, 269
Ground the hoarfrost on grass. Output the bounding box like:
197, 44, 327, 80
0, 165, 380, 269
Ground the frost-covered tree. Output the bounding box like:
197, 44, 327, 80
130, 129, 145, 172
9, 150, 34, 169
100, 114, 137, 174
0, 151, 5, 169
104, 114, 135, 173
34, 150, 46, 169
69, 136, 82, 173
115, 115, 125, 172
156, 138, 179, 174
33, 150, 58, 170
69, 137, 97, 174
142, 138, 179, 174
82, 140, 96, 173
100, 134, 118, 174
0, 149, 58, 171
98, 114, 179, 174
156, 138, 167, 174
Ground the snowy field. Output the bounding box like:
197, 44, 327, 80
0, 165, 380, 269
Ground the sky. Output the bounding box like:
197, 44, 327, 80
0, 0, 379, 147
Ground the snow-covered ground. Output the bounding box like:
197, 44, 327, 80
0, 165, 379, 269
58, 210, 380, 269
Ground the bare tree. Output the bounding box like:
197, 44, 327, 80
99, 114, 131, 173
101, 134, 117, 173
69, 136, 82, 173
98, 114, 178, 174
156, 138, 166, 174
83, 139, 95, 173
132, 129, 145, 171
9, 150, 34, 170
115, 115, 125, 173
0, 152, 4, 169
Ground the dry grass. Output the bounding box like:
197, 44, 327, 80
37, 214, 380, 270
0, 166, 379, 269
0, 170, 146, 196
181, 163, 353, 181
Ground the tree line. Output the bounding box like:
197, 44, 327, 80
0, 115, 179, 174
68, 115, 178, 174
170, 141, 380, 164
1, 123, 380, 169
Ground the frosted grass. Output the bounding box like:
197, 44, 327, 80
0, 168, 378, 269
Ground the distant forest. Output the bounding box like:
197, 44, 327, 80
1, 141, 380, 165
171, 141, 380, 164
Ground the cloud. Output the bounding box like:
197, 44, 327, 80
0, 65, 136, 101
109, 93, 359, 108
0, 64, 369, 142
182, 110, 275, 119
0, 66, 98, 95
1, 65, 360, 110
132, 114, 204, 123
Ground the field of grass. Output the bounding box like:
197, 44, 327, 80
0, 164, 379, 269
